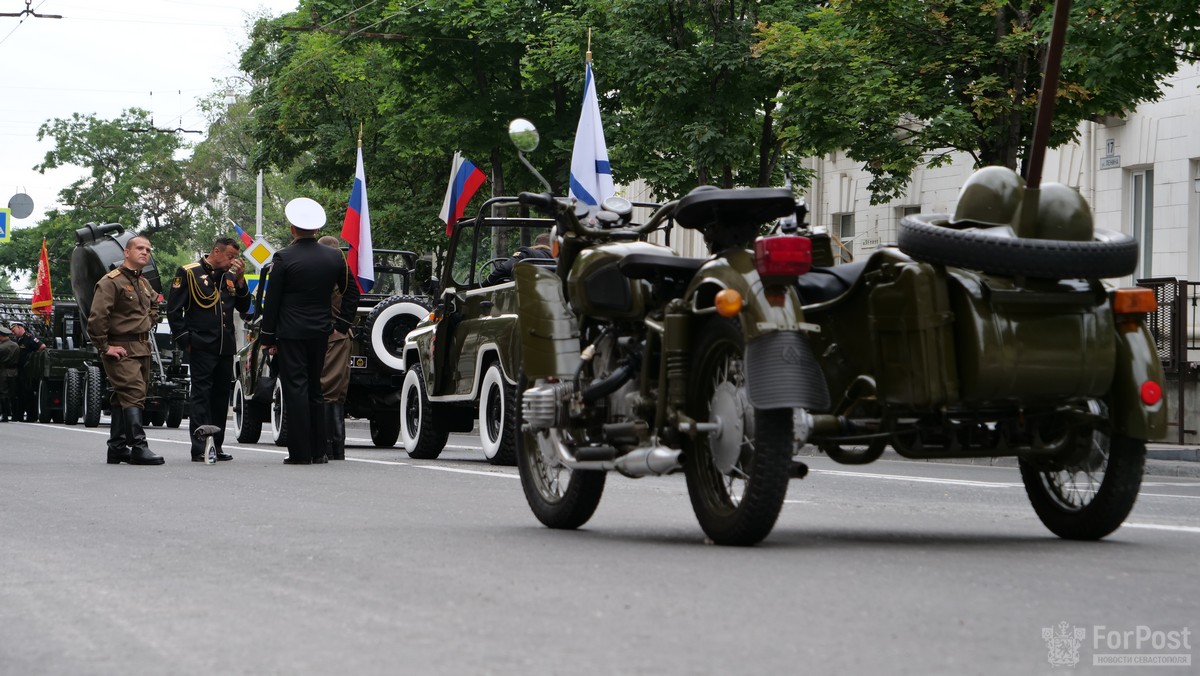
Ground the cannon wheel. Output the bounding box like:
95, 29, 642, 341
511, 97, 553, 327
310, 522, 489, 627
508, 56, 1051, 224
166, 401, 184, 429
63, 369, 84, 425
36, 379, 55, 423
83, 364, 103, 428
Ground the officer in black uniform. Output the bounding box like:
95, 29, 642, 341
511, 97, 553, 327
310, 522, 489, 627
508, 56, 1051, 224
9, 320, 45, 421
260, 198, 356, 465
167, 237, 251, 462
484, 232, 554, 284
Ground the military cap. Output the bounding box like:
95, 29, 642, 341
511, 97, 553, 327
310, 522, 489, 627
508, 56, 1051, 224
285, 197, 327, 231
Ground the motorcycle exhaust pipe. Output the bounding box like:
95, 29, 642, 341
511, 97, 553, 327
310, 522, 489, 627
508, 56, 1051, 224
613, 446, 682, 478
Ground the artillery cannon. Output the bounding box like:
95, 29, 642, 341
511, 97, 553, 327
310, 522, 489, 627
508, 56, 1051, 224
16, 224, 188, 427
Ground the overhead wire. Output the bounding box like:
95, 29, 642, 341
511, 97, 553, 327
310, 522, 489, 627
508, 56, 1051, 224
0, 0, 50, 48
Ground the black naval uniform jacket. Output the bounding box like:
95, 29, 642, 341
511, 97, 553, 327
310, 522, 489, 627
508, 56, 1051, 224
259, 237, 356, 346
166, 257, 251, 356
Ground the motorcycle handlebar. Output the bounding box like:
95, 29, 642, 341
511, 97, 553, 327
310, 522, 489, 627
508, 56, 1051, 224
518, 192, 675, 240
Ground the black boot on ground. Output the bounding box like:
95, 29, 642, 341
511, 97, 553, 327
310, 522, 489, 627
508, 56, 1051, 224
327, 402, 346, 460
107, 407, 131, 464
0, 399, 10, 422
125, 407, 164, 465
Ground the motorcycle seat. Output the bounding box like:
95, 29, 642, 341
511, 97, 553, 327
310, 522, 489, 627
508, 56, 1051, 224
618, 252, 707, 281
794, 260, 870, 304
674, 187, 796, 231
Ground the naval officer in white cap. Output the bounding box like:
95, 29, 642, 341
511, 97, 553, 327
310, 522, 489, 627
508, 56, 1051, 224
259, 197, 358, 464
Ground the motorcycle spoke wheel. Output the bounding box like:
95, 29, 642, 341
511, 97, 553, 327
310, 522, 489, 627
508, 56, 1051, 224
516, 381, 605, 530
1019, 427, 1145, 541
684, 318, 792, 546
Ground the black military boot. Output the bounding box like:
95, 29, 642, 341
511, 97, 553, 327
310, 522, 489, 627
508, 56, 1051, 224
125, 407, 164, 466
107, 407, 131, 464
327, 402, 346, 460
0, 399, 10, 422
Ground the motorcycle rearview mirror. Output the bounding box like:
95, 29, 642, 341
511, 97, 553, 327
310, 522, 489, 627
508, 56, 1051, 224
508, 118, 553, 193
508, 118, 539, 153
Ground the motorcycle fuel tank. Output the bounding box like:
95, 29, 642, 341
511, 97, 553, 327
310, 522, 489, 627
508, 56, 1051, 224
567, 240, 672, 320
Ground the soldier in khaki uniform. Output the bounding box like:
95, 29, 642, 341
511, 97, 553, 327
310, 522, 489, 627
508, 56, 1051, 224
317, 236, 359, 460
87, 235, 165, 465
0, 326, 19, 422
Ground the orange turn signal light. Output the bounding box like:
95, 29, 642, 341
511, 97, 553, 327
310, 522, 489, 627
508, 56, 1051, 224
1113, 288, 1157, 315
715, 289, 744, 317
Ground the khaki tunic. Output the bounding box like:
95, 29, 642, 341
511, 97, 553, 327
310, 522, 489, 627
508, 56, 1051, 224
321, 285, 352, 403
0, 338, 19, 399
88, 267, 158, 408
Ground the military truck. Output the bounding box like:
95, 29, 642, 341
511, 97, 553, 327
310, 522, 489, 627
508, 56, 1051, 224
231, 249, 433, 447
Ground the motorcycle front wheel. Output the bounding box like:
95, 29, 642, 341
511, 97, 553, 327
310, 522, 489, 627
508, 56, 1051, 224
683, 318, 793, 546
516, 380, 606, 530
1019, 427, 1145, 541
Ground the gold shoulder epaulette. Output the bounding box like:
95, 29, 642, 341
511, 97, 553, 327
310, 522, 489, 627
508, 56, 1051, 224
105, 269, 122, 279
183, 262, 201, 270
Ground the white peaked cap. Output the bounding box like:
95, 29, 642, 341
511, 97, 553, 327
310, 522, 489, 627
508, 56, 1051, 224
285, 197, 327, 231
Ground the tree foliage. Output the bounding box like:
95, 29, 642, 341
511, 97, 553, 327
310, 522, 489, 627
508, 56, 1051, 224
755, 0, 1200, 203
0, 109, 203, 288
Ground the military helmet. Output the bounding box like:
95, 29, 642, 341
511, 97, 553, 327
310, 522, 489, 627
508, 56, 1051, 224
1031, 182, 1094, 241
951, 166, 1026, 227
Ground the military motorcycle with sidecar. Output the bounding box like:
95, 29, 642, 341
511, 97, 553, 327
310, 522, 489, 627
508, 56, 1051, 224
507, 119, 830, 546
795, 167, 1165, 540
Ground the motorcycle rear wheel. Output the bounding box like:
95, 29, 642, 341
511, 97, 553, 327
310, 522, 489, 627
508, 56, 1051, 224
516, 381, 606, 530
683, 318, 793, 546
1019, 427, 1145, 541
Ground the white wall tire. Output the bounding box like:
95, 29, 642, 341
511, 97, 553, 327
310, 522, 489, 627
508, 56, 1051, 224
367, 298, 430, 372
400, 365, 447, 459
478, 362, 517, 465
270, 377, 288, 447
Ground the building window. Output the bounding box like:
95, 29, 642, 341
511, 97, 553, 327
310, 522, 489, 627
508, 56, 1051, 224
900, 205, 921, 218
1131, 169, 1154, 278
834, 213, 854, 262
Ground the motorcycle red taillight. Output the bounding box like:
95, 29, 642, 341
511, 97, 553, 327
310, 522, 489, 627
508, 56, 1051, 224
754, 235, 812, 278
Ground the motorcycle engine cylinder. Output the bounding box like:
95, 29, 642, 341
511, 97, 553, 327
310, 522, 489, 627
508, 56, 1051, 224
521, 381, 575, 430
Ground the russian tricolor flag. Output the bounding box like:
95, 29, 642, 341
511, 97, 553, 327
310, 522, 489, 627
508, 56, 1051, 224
232, 223, 253, 248
438, 151, 487, 237
341, 146, 374, 293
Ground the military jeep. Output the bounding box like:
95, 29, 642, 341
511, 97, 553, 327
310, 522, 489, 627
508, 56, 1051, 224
399, 202, 554, 465
231, 249, 433, 447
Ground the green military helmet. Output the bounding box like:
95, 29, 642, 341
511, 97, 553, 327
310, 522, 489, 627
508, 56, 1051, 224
1031, 182, 1094, 241
951, 166, 1026, 227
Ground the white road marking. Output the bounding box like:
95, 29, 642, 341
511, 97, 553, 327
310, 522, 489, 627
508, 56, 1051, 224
810, 468, 1021, 489
1123, 523, 1200, 534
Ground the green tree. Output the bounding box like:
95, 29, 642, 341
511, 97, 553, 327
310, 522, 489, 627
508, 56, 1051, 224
756, 0, 1200, 203
0, 109, 205, 287
575, 0, 809, 196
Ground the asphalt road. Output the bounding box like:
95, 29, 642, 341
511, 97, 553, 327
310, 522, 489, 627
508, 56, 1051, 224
2, 419, 1198, 675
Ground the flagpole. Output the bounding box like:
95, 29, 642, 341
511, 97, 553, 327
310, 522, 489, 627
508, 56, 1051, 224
358, 122, 363, 149
586, 27, 592, 64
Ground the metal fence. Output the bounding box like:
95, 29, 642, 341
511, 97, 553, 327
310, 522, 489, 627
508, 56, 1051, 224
1136, 277, 1200, 443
